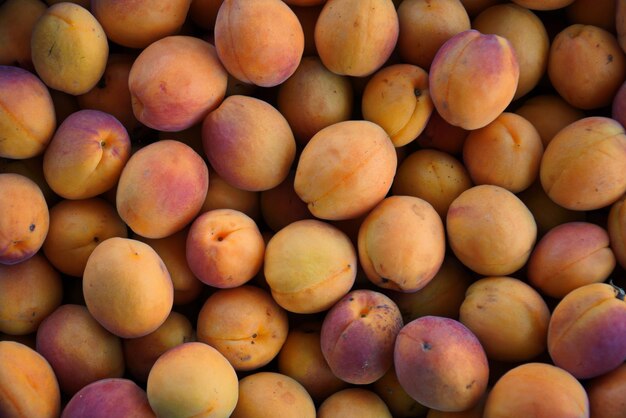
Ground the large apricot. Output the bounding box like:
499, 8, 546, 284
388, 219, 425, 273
264, 219, 357, 314
548, 24, 626, 110
459, 276, 550, 362
314, 0, 398, 77
147, 342, 239, 418
317, 388, 393, 418
527, 222, 616, 298
0, 173, 49, 265
446, 185, 537, 276
462, 112, 543, 193
394, 316, 489, 412
358, 196, 445, 292
186, 209, 264, 288
202, 95, 296, 192
362, 64, 434, 147
30, 2, 108, 95
214, 0, 304, 87
0, 65, 55, 159
35, 304, 125, 396
116, 140, 209, 239
483, 362, 588, 418
197, 285, 288, 371
540, 116, 626, 211
547, 282, 626, 379
429, 29, 519, 130
82, 237, 174, 338
42, 109, 131, 200
321, 289, 404, 384
0, 341, 61, 418
128, 35, 228, 132
294, 120, 397, 220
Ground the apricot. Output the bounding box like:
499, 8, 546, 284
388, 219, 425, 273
201, 169, 261, 222
317, 388, 393, 418
128, 35, 228, 132
429, 29, 519, 130
483, 362, 589, 418
277, 322, 347, 401
294, 120, 397, 220
82, 237, 174, 338
122, 311, 195, 383
264, 219, 357, 314
547, 282, 626, 379
372, 367, 428, 418
314, 0, 399, 77
0, 253, 63, 335
231, 372, 316, 418
462, 112, 543, 193
260, 171, 313, 233
540, 116, 626, 211
397, 0, 470, 70
391, 255, 473, 322
527, 222, 615, 298
197, 285, 288, 371
0, 341, 61, 418
0, 173, 49, 265
276, 56, 353, 146
358, 196, 445, 292
61, 378, 155, 418
446, 184, 537, 276
35, 304, 125, 396
91, 0, 191, 49
43, 109, 131, 200
77, 54, 140, 132
214, 0, 304, 87
394, 316, 489, 412
585, 362, 626, 418
459, 276, 550, 362
147, 342, 239, 418
392, 149, 473, 219
135, 229, 204, 306
0, 0, 46, 70
116, 140, 209, 239
362, 64, 434, 147
515, 94, 585, 147
202, 95, 296, 192
321, 289, 403, 384
30, 2, 108, 95
186, 209, 264, 289
472, 3, 549, 100
548, 24, 626, 110
0, 65, 56, 159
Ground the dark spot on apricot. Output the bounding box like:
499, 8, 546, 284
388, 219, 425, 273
608, 54, 614, 64
252, 333, 258, 338
422, 341, 432, 351
93, 236, 100, 243
414, 88, 422, 97
29, 224, 35, 232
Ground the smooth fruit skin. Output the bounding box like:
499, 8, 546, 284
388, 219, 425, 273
547, 282, 626, 379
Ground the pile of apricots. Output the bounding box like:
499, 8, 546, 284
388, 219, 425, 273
1, 0, 626, 417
